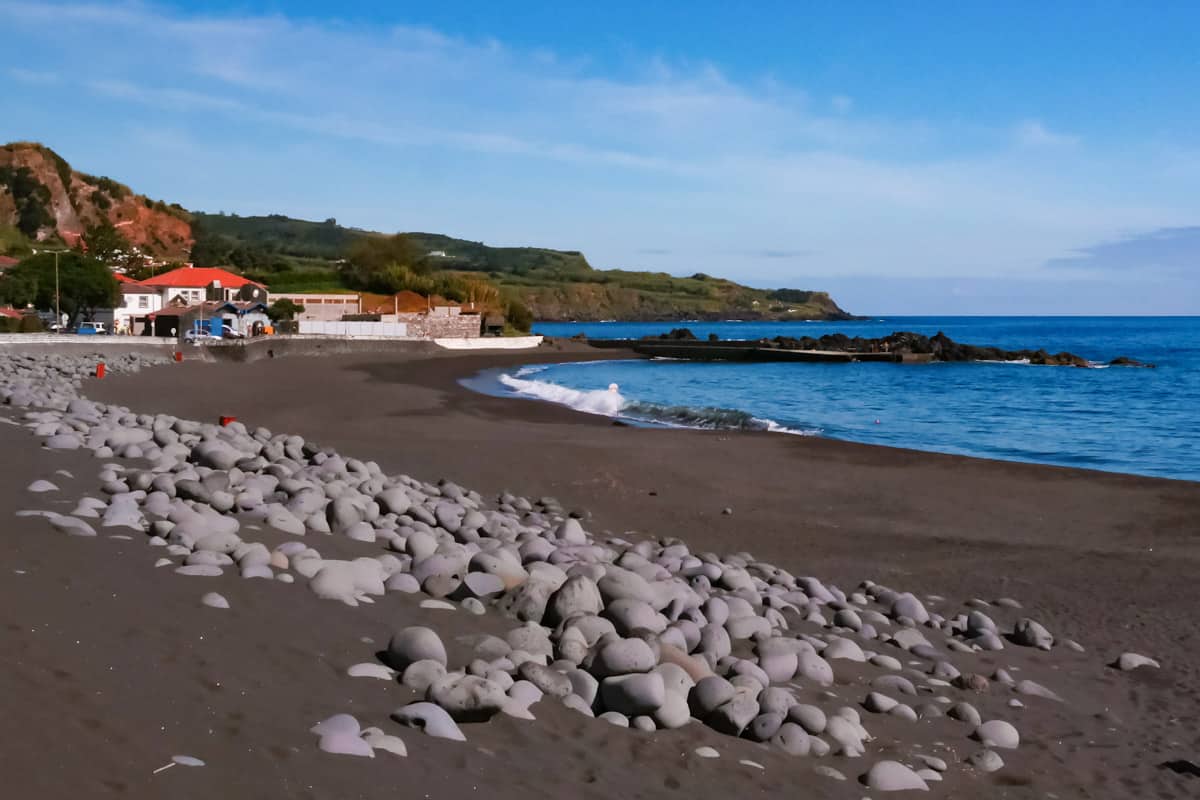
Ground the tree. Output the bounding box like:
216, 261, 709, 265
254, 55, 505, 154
340, 233, 427, 290
0, 252, 120, 326
78, 220, 131, 265
267, 298, 305, 322
504, 297, 534, 333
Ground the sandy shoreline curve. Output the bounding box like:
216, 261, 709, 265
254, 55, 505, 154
3, 342, 1198, 799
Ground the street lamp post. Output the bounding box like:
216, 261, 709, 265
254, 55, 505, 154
39, 249, 69, 330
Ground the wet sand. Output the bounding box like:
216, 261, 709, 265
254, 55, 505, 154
4, 342, 1199, 798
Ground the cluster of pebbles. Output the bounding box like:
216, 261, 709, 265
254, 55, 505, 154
2, 351, 1162, 794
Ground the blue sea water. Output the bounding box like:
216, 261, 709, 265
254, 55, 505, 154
477, 318, 1200, 482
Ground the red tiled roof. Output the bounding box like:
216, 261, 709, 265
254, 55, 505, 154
0, 306, 25, 318
0, 255, 20, 268
138, 266, 263, 289
114, 273, 134, 283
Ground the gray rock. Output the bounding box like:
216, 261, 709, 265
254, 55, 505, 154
1012, 618, 1054, 650
1016, 679, 1065, 702
593, 638, 656, 677
771, 721, 812, 755
601, 672, 666, 716
201, 592, 229, 609
427, 674, 508, 721
1115, 652, 1160, 671
598, 711, 630, 727
707, 690, 759, 736
788, 703, 827, 735
864, 760, 929, 792
651, 691, 690, 729
175, 565, 223, 577
517, 662, 573, 698
387, 627, 447, 671
975, 719, 1020, 749
746, 711, 784, 742
689, 675, 735, 717
967, 749, 1004, 772
27, 480, 59, 493
949, 702, 982, 726
390, 702, 466, 741
402, 660, 448, 693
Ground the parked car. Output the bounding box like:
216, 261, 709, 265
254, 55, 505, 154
76, 322, 108, 335
221, 324, 245, 340
184, 329, 222, 343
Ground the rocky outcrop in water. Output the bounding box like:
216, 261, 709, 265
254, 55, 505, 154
637, 330, 1155, 367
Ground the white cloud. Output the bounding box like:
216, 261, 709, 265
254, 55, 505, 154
2, 0, 1193, 292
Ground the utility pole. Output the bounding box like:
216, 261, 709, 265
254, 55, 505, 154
42, 249, 69, 330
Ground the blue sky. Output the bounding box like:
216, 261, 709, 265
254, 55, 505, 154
2, 1, 1198, 314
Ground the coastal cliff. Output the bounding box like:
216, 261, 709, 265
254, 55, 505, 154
1, 141, 853, 322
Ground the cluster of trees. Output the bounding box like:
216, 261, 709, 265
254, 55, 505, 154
338, 233, 533, 331
0, 165, 55, 238
0, 251, 120, 326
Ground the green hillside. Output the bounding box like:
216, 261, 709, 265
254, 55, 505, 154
189, 212, 853, 321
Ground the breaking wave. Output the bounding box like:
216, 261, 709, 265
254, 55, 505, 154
497, 373, 815, 435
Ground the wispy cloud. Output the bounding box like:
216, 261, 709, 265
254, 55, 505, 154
2, 0, 1195, 299
1014, 120, 1080, 148
1045, 226, 1200, 275
5, 67, 59, 85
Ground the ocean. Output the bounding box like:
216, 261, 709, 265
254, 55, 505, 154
469, 317, 1200, 482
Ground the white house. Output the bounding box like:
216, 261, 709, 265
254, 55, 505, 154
137, 265, 268, 307
111, 279, 163, 335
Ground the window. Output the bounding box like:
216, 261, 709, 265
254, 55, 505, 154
138, 295, 149, 309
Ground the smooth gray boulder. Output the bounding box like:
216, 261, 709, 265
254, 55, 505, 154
689, 675, 735, 717
387, 627, 448, 671
788, 704, 827, 735
592, 638, 656, 677
772, 722, 812, 756
600, 672, 666, 716
864, 760, 929, 792
975, 720, 1020, 749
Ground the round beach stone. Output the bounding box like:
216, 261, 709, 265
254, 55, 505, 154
968, 749, 1005, 773
689, 675, 735, 717
771, 721, 812, 756
402, 660, 448, 692
593, 638, 656, 677
949, 702, 982, 726
201, 592, 229, 609
601, 672, 666, 716
975, 720, 1020, 749
864, 760, 929, 792
27, 480, 59, 493
788, 704, 827, 735
388, 627, 448, 671
599, 711, 630, 727
652, 691, 691, 729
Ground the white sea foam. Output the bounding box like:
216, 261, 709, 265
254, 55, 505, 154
497, 373, 818, 435
499, 374, 627, 416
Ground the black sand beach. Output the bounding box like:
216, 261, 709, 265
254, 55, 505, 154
4, 343, 1199, 799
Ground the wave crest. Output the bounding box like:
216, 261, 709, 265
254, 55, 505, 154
497, 373, 815, 435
